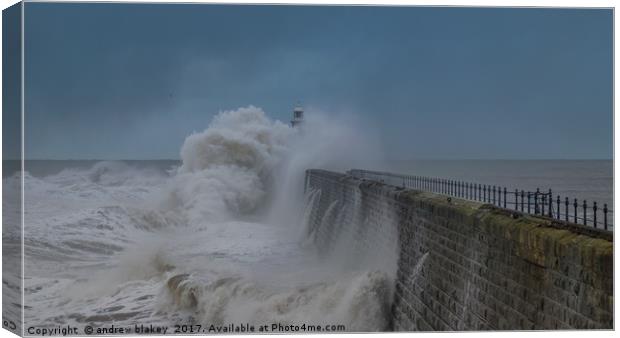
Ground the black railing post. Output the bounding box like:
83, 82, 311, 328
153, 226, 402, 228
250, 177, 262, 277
503, 188, 507, 208
583, 200, 587, 226
593, 202, 598, 228
565, 197, 569, 222
573, 199, 578, 223
534, 188, 540, 214
548, 189, 553, 217
493, 186, 496, 205
479, 184, 482, 201
527, 192, 531, 213
487, 185, 491, 202
604, 204, 608, 230
514, 189, 518, 210
556, 195, 560, 220
498, 186, 502, 207
520, 190, 525, 211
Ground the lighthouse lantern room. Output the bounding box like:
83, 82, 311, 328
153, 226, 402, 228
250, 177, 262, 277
291, 105, 304, 127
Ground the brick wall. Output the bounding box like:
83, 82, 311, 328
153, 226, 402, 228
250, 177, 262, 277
305, 169, 613, 331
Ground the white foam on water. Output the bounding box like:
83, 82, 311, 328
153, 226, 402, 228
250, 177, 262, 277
16, 106, 393, 331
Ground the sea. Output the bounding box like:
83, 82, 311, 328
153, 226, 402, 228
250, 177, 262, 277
1, 107, 613, 331
2, 107, 397, 332
6, 159, 612, 208
379, 159, 613, 209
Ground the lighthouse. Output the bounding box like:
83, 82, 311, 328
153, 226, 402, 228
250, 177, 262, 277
290, 104, 304, 127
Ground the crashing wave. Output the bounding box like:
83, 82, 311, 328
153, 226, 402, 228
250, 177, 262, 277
164, 270, 392, 331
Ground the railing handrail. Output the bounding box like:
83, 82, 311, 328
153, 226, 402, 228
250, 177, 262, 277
347, 169, 613, 231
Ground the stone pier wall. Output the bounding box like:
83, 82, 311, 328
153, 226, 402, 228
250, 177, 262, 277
305, 169, 613, 331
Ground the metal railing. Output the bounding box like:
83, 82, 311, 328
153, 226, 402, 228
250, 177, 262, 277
348, 169, 613, 231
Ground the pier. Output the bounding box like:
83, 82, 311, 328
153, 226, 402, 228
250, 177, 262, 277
305, 169, 613, 330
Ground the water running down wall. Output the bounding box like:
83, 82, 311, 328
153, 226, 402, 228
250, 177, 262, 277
305, 169, 613, 330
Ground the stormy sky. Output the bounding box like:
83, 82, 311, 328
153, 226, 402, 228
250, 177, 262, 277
20, 3, 612, 160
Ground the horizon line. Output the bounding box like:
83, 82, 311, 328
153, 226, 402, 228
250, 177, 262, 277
4, 158, 614, 161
